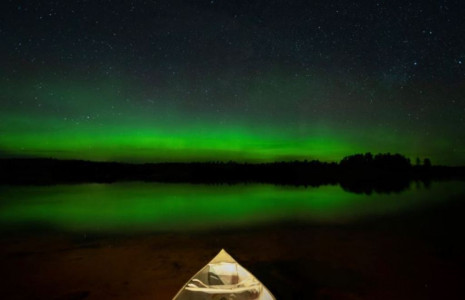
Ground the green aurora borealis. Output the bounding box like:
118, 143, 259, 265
1, 70, 463, 164
2, 1, 465, 165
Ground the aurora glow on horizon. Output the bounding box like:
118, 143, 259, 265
1, 1, 465, 165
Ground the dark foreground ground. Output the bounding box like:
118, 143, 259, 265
1, 196, 464, 300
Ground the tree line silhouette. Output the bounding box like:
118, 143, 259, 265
0, 153, 464, 194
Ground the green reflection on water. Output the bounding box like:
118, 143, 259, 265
0, 182, 464, 232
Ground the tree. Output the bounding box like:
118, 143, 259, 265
423, 158, 431, 168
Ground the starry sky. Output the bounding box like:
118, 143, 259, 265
1, 0, 464, 164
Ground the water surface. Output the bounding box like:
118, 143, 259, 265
1, 181, 464, 233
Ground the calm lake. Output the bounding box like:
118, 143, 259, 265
1, 181, 464, 233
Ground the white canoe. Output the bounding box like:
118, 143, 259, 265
173, 249, 275, 300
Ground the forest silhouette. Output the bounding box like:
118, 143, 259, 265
1, 153, 464, 194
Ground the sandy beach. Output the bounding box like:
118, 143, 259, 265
1, 214, 464, 300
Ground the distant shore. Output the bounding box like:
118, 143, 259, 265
1, 154, 465, 194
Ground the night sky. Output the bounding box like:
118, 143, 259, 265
1, 0, 464, 164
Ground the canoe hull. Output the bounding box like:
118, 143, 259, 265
173, 249, 275, 300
